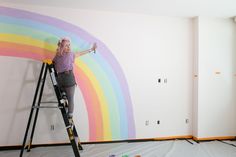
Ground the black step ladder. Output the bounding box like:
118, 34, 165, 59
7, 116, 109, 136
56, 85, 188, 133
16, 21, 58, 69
19, 60, 83, 157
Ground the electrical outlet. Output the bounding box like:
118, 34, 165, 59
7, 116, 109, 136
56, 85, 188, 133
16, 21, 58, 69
157, 120, 160, 124
145, 120, 149, 126
185, 119, 189, 124
158, 78, 161, 83
164, 78, 167, 83
50, 125, 55, 131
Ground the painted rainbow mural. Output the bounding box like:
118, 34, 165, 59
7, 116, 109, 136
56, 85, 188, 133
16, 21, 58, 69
0, 6, 135, 141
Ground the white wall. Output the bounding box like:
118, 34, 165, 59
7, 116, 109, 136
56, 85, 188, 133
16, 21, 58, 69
196, 17, 236, 138
69, 10, 194, 138
0, 3, 194, 145
0, 2, 235, 146
192, 17, 199, 138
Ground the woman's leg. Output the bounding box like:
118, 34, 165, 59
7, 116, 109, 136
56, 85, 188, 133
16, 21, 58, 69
64, 85, 75, 118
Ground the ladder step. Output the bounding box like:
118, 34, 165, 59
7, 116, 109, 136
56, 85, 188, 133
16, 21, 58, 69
41, 101, 58, 104
32, 106, 63, 109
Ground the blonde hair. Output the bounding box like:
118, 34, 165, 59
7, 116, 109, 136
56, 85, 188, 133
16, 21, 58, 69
56, 37, 71, 55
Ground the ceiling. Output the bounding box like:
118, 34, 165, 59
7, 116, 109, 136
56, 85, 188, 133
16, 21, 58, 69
1, 0, 236, 17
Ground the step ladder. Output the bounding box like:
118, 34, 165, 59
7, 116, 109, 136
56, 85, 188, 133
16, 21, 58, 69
19, 60, 83, 157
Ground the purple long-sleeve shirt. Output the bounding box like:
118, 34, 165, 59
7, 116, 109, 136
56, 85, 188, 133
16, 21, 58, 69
53, 52, 75, 73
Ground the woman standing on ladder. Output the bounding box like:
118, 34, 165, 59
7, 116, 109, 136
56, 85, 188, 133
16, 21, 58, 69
53, 37, 97, 119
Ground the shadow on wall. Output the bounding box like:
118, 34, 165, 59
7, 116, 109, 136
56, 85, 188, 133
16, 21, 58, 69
5, 36, 61, 144
4, 59, 55, 143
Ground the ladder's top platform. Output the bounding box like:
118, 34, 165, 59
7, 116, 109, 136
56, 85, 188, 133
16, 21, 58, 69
43, 59, 53, 65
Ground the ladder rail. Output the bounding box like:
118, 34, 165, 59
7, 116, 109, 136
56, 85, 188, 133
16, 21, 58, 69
19, 63, 46, 157
27, 64, 48, 152
20, 62, 82, 157
48, 63, 81, 157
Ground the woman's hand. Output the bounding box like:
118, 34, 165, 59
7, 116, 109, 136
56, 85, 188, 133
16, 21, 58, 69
75, 43, 97, 57
90, 43, 97, 53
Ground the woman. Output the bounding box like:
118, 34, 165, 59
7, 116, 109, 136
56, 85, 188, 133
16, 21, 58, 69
53, 37, 97, 119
